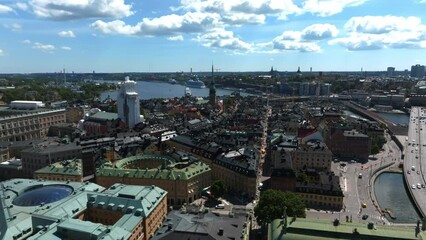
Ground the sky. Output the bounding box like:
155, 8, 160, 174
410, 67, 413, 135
1, 0, 426, 73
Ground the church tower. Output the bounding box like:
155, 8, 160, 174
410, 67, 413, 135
209, 64, 217, 107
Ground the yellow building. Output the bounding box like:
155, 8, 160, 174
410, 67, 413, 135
0, 108, 66, 141
295, 171, 344, 210
292, 142, 332, 171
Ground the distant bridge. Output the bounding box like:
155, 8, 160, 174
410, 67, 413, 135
343, 101, 408, 136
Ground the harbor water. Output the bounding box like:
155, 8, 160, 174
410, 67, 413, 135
374, 172, 420, 223
100, 80, 249, 100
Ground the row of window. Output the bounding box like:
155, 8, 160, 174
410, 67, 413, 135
303, 194, 342, 202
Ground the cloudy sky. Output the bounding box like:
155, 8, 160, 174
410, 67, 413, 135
1, 0, 426, 73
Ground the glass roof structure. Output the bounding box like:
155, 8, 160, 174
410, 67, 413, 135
12, 185, 73, 207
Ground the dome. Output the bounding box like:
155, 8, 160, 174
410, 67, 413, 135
13, 185, 73, 207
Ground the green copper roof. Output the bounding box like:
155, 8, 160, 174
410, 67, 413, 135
98, 154, 211, 181
97, 160, 210, 180
35, 159, 82, 176
269, 218, 419, 240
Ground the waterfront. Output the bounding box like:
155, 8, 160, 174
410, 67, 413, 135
374, 172, 420, 223
99, 80, 249, 100
344, 109, 410, 126
377, 112, 410, 126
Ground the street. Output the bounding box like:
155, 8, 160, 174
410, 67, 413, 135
307, 132, 402, 225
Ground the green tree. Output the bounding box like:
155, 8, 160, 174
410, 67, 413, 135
254, 189, 306, 226
296, 172, 308, 183
210, 180, 227, 198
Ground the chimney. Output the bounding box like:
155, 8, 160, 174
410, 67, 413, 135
218, 228, 224, 236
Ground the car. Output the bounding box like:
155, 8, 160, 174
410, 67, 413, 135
407, 170, 411, 174
362, 214, 369, 220
417, 171, 420, 175
361, 202, 367, 208
215, 204, 225, 209
422, 184, 425, 188
418, 184, 422, 189
412, 184, 416, 189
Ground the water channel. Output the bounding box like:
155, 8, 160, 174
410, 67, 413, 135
99, 80, 251, 101
374, 172, 420, 223
344, 110, 416, 223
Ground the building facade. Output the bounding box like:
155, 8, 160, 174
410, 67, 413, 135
326, 128, 370, 162
96, 153, 211, 207
117, 76, 141, 128
0, 108, 66, 141
21, 142, 82, 177
291, 142, 332, 172
411, 64, 425, 78
34, 159, 84, 182
0, 179, 167, 240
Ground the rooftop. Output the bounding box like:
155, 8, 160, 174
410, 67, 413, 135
152, 210, 250, 240
97, 153, 211, 181
90, 111, 119, 120
0, 179, 167, 240
269, 218, 420, 240
34, 159, 82, 176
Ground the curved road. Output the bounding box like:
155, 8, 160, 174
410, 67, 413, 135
403, 106, 426, 218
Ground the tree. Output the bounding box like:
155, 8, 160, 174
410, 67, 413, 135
296, 171, 308, 183
254, 189, 306, 226
210, 180, 227, 198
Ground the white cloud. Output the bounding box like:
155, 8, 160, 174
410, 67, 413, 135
179, 0, 301, 22
16, 2, 29, 11
301, 24, 338, 40
0, 4, 13, 14
29, 0, 133, 20
22, 39, 32, 44
230, 0, 301, 16
0, 49, 4, 56
329, 33, 384, 51
4, 23, 22, 32
330, 15, 426, 51
91, 20, 140, 35
32, 42, 55, 52
58, 30, 76, 38
302, 0, 367, 17
345, 16, 421, 34
61, 46, 71, 51
222, 13, 266, 25
168, 35, 184, 41
268, 23, 337, 52
273, 38, 321, 52
196, 28, 253, 51
91, 12, 221, 36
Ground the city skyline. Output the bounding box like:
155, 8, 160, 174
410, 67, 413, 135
1, 0, 426, 73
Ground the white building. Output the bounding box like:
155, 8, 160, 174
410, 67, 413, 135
10, 101, 45, 110
117, 76, 141, 128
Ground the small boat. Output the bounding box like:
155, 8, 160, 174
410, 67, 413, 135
384, 208, 396, 219
168, 79, 177, 84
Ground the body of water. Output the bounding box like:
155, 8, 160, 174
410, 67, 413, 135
374, 172, 420, 223
377, 112, 410, 126
99, 80, 250, 100
343, 109, 409, 126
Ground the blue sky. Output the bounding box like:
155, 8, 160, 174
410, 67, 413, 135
1, 0, 426, 73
